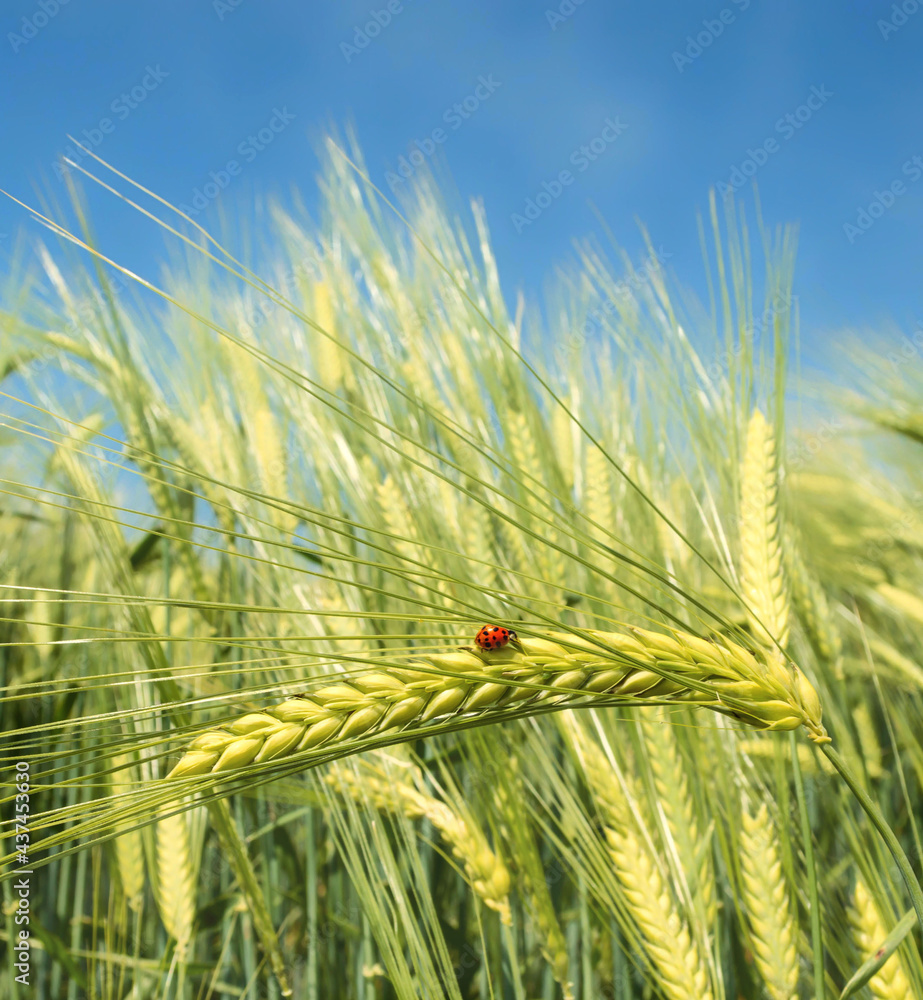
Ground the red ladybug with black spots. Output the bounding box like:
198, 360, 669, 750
474, 625, 518, 650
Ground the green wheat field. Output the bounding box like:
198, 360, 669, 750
3, 139, 923, 999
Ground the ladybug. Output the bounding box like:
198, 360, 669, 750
475, 625, 517, 650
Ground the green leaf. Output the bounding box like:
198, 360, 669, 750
839, 907, 916, 999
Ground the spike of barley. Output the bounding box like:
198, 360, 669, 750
849, 877, 913, 1000
585, 444, 613, 546
740, 803, 798, 1000
572, 725, 713, 1000
459, 495, 498, 593
110, 757, 145, 908
328, 765, 512, 924
784, 530, 842, 669
313, 280, 347, 392
166, 626, 827, 780
606, 825, 714, 1000
740, 409, 790, 649
496, 762, 574, 998
641, 710, 715, 926
155, 812, 196, 953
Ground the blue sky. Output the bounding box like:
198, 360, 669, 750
3, 0, 922, 359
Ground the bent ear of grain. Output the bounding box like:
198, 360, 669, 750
166, 625, 827, 781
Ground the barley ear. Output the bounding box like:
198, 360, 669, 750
784, 529, 843, 670
110, 756, 145, 908
166, 625, 829, 784
495, 760, 574, 998
740, 408, 790, 649
154, 812, 196, 955
573, 725, 714, 1000
849, 877, 913, 1000
641, 710, 715, 926
328, 763, 512, 925
740, 802, 798, 1000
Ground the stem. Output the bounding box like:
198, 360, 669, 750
822, 743, 923, 933
791, 732, 824, 1000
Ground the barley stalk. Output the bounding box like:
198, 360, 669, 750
849, 877, 912, 1000
739, 802, 798, 1000
328, 763, 512, 924
740, 409, 789, 648
167, 626, 828, 780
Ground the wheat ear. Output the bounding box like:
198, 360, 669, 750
328, 763, 512, 924
739, 802, 798, 1000
849, 877, 913, 1000
574, 725, 713, 1000
740, 409, 789, 649
167, 627, 827, 779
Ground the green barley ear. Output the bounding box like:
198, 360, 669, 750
166, 625, 828, 782
154, 812, 196, 955
849, 877, 913, 1000
572, 723, 714, 1000
327, 760, 512, 925
740, 408, 790, 649
784, 528, 843, 671
740, 802, 798, 1000
110, 756, 145, 909
640, 710, 715, 926
495, 756, 574, 998
852, 702, 883, 779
